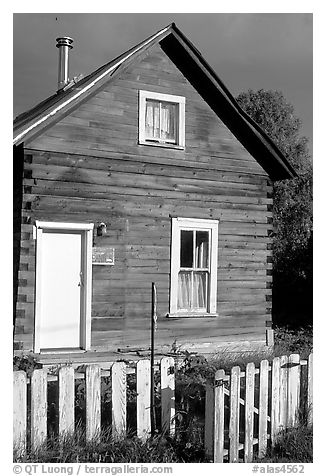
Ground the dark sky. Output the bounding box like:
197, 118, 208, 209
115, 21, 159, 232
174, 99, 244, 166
13, 13, 313, 151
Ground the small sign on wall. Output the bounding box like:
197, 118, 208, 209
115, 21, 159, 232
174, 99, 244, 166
92, 247, 115, 265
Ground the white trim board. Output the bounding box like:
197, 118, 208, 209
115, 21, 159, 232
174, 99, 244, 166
170, 217, 219, 315
138, 90, 185, 149
34, 221, 94, 353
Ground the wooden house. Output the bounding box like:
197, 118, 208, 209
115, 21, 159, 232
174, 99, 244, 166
13, 24, 295, 364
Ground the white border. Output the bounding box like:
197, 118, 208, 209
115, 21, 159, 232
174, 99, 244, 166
170, 217, 219, 315
34, 221, 94, 353
139, 90, 185, 148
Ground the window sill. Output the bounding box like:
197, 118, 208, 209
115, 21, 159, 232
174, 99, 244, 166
166, 312, 219, 319
138, 140, 185, 150
38, 349, 87, 355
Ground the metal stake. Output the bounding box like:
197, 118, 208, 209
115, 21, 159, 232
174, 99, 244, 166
151, 282, 157, 434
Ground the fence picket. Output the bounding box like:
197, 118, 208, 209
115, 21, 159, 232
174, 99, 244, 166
58, 366, 75, 436
13, 371, 27, 451
161, 357, 175, 436
86, 365, 101, 441
279, 355, 288, 429
258, 360, 269, 458
271, 357, 281, 444
204, 383, 214, 460
229, 366, 240, 463
205, 369, 225, 462
214, 369, 225, 462
112, 362, 127, 437
31, 369, 47, 450
244, 362, 255, 462
287, 354, 300, 427
137, 360, 151, 439
307, 353, 313, 427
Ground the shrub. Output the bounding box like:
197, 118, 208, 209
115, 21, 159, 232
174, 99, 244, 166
13, 354, 42, 376
274, 326, 313, 358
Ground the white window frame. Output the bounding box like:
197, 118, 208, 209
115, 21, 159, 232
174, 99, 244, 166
139, 90, 185, 149
169, 217, 219, 317
34, 221, 94, 353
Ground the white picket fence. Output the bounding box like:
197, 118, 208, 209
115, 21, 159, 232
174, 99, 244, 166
13, 357, 175, 452
13, 353, 312, 462
205, 353, 313, 462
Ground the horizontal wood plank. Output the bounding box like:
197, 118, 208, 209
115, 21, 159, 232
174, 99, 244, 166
17, 44, 272, 351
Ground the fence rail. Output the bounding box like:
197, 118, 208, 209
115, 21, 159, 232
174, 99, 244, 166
13, 352, 312, 462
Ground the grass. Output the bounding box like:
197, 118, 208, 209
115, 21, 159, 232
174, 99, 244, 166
14, 422, 313, 464
256, 425, 313, 463
13, 326, 313, 463
14, 426, 207, 463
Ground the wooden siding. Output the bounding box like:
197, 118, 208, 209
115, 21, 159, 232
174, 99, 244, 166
15, 43, 272, 353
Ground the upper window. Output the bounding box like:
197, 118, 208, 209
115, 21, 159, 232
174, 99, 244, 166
169, 218, 219, 317
139, 90, 185, 149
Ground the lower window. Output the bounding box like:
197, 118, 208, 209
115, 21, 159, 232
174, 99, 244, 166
170, 218, 219, 316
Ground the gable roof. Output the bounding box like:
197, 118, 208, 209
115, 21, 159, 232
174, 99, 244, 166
13, 23, 296, 181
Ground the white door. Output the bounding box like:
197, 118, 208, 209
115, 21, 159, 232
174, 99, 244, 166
39, 230, 83, 349
34, 221, 94, 353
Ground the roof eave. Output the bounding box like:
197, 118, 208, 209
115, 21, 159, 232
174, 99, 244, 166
13, 23, 297, 181
163, 26, 297, 180
13, 24, 174, 146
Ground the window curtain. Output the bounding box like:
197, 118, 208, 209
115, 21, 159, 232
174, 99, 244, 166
193, 272, 207, 309
195, 232, 209, 268
145, 101, 176, 141
161, 103, 176, 141
145, 101, 160, 139
178, 271, 191, 310
178, 271, 207, 310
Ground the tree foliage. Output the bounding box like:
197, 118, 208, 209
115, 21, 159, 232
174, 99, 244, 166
236, 89, 312, 325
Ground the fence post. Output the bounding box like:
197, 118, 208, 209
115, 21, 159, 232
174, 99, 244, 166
58, 366, 75, 436
31, 368, 48, 451
112, 362, 127, 438
271, 357, 281, 444
307, 353, 313, 427
287, 354, 300, 428
244, 362, 255, 462
279, 355, 288, 429
258, 359, 269, 458
205, 381, 214, 460
215, 369, 225, 462
13, 371, 27, 452
161, 357, 175, 436
137, 359, 151, 440
151, 282, 157, 434
229, 366, 240, 463
205, 369, 225, 463
86, 365, 101, 442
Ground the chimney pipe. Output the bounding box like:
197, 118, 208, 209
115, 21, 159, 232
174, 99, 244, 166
56, 36, 74, 91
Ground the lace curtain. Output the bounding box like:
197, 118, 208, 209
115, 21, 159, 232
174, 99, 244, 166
145, 100, 176, 141
178, 271, 207, 310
